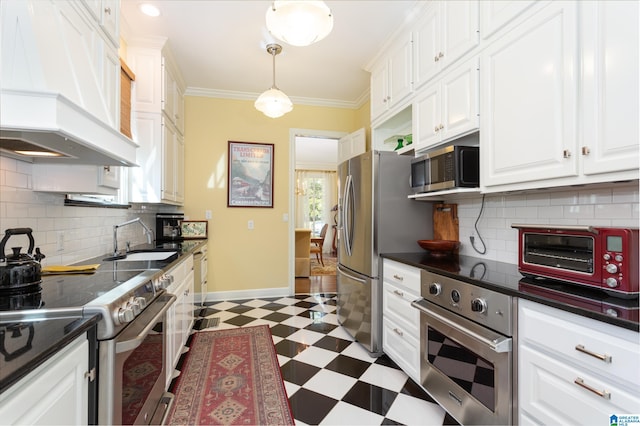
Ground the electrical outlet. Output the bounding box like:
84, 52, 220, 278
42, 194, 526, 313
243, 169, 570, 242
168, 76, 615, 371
248, 220, 254, 230
56, 231, 64, 252
282, 213, 288, 222
205, 210, 212, 219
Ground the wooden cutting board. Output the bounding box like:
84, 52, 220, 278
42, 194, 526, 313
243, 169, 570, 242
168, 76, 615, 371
433, 203, 459, 241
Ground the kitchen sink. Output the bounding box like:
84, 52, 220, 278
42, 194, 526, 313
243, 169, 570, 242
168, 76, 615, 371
103, 250, 178, 262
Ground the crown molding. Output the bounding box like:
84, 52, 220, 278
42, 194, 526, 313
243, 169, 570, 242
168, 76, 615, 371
184, 86, 370, 110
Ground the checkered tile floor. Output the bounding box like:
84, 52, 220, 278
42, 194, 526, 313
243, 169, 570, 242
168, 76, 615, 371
190, 293, 458, 426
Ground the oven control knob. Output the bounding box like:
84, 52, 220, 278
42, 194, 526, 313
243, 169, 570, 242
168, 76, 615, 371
615, 254, 623, 262
603, 253, 611, 261
471, 298, 487, 313
451, 290, 461, 304
136, 297, 147, 310
605, 277, 619, 288
130, 298, 142, 316
605, 263, 618, 274
429, 283, 441, 296
117, 307, 135, 324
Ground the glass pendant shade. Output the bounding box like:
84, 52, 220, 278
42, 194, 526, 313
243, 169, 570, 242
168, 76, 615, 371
266, 1, 333, 47
254, 88, 293, 118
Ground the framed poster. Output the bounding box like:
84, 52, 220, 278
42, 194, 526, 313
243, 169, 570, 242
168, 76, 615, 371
181, 220, 208, 239
227, 141, 274, 208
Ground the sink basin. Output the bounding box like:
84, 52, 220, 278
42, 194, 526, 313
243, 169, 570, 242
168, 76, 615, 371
103, 251, 178, 262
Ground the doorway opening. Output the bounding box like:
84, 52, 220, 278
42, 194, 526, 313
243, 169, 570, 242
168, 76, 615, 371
290, 131, 343, 294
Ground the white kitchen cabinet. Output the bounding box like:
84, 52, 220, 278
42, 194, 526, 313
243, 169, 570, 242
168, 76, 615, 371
370, 34, 413, 122
338, 128, 366, 164
382, 259, 421, 384
0, 335, 90, 425
580, 1, 639, 176
413, 1, 479, 90
479, 0, 539, 41
518, 299, 640, 425
33, 164, 119, 194
165, 254, 195, 387
128, 40, 186, 205
480, 1, 578, 189
413, 57, 479, 152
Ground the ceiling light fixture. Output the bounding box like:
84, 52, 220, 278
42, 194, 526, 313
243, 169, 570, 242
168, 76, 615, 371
254, 43, 293, 119
139, 3, 161, 17
266, 1, 333, 47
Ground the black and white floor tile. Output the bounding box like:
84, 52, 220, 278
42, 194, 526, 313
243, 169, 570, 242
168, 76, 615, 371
191, 293, 458, 426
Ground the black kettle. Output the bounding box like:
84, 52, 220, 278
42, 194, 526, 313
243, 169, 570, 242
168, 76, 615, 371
0, 228, 46, 290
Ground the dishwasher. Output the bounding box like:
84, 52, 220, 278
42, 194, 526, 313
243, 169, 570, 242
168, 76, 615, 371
194, 245, 208, 306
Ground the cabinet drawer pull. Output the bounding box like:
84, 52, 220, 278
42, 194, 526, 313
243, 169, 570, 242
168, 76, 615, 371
574, 377, 611, 400
575, 344, 612, 363
393, 274, 404, 281
393, 328, 403, 336
393, 289, 404, 297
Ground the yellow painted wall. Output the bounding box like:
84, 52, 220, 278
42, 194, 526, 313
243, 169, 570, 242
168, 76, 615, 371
183, 96, 369, 295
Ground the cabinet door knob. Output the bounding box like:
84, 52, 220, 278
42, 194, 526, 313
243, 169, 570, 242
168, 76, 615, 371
434, 55, 439, 62
104, 7, 111, 14
563, 149, 572, 158
434, 126, 440, 132
439, 124, 444, 130
581, 146, 590, 155
438, 51, 444, 58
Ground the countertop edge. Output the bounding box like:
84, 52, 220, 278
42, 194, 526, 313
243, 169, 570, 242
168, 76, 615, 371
381, 252, 639, 333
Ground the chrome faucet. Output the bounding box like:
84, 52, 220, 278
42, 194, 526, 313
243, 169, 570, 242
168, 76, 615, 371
113, 218, 154, 256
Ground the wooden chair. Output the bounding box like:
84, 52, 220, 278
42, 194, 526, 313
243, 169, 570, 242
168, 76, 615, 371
310, 223, 329, 267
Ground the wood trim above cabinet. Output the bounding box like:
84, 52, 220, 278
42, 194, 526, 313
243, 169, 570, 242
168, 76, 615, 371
120, 58, 136, 138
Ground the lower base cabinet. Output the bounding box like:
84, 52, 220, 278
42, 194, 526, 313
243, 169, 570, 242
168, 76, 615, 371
165, 255, 195, 387
0, 335, 89, 425
518, 299, 640, 424
382, 259, 421, 384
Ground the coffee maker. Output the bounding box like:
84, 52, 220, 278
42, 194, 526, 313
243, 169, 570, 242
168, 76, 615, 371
156, 213, 184, 243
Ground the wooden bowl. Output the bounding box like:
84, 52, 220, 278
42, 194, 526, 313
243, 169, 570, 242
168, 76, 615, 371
417, 240, 460, 257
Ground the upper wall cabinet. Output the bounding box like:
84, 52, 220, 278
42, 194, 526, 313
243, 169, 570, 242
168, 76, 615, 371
370, 34, 413, 123
580, 1, 639, 176
413, 1, 479, 90
481, 1, 639, 192
479, 0, 539, 41
413, 57, 479, 153
127, 39, 186, 205
338, 128, 366, 164
480, 2, 579, 190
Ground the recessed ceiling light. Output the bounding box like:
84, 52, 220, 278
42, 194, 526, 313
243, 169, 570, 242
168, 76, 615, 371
14, 150, 64, 157
139, 3, 161, 17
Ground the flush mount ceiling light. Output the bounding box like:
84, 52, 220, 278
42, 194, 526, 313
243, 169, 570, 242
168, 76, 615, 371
254, 43, 293, 119
139, 3, 160, 17
266, 1, 333, 47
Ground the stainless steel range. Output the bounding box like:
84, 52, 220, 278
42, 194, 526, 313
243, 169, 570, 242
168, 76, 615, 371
411, 269, 517, 425
0, 266, 176, 425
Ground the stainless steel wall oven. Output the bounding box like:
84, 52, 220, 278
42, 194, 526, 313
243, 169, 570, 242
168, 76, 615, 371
412, 270, 516, 425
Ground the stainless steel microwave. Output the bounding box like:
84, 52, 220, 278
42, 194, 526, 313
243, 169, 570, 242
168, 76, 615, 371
410, 145, 479, 193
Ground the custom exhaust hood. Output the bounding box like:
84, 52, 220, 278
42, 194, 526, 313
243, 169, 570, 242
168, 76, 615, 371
0, 0, 138, 166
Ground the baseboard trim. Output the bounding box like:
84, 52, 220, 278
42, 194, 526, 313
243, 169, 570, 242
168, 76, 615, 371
195, 287, 293, 304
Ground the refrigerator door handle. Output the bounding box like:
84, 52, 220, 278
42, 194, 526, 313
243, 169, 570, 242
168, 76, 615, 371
337, 265, 366, 283
342, 174, 354, 256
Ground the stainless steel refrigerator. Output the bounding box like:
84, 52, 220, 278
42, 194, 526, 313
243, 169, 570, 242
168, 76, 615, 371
337, 150, 433, 356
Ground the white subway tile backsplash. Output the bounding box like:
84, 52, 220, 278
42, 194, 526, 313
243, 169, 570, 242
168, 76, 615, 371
448, 184, 638, 264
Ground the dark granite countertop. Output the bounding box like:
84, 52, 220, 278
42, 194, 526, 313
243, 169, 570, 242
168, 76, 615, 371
0, 315, 99, 394
0, 239, 207, 394
382, 252, 639, 332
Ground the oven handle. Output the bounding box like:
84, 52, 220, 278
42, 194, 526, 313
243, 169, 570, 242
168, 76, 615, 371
411, 299, 511, 353
115, 294, 176, 354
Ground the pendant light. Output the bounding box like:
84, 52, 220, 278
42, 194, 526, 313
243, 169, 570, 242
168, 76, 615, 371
254, 43, 293, 119
266, 1, 333, 47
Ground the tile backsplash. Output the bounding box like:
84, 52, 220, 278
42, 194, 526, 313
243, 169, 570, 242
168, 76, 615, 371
448, 183, 639, 264
0, 156, 177, 266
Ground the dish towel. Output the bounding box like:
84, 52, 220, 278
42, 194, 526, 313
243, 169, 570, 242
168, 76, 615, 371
42, 264, 101, 274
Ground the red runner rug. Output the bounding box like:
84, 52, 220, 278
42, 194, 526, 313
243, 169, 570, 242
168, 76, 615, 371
166, 325, 294, 425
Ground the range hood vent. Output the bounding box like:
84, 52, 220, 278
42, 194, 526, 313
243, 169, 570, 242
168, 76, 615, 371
0, 0, 138, 166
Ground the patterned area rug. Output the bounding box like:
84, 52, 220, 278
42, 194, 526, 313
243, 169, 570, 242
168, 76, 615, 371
166, 325, 294, 425
310, 256, 337, 275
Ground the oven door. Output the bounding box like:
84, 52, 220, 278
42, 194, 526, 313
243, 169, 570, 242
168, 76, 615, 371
98, 293, 176, 425
411, 299, 513, 425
